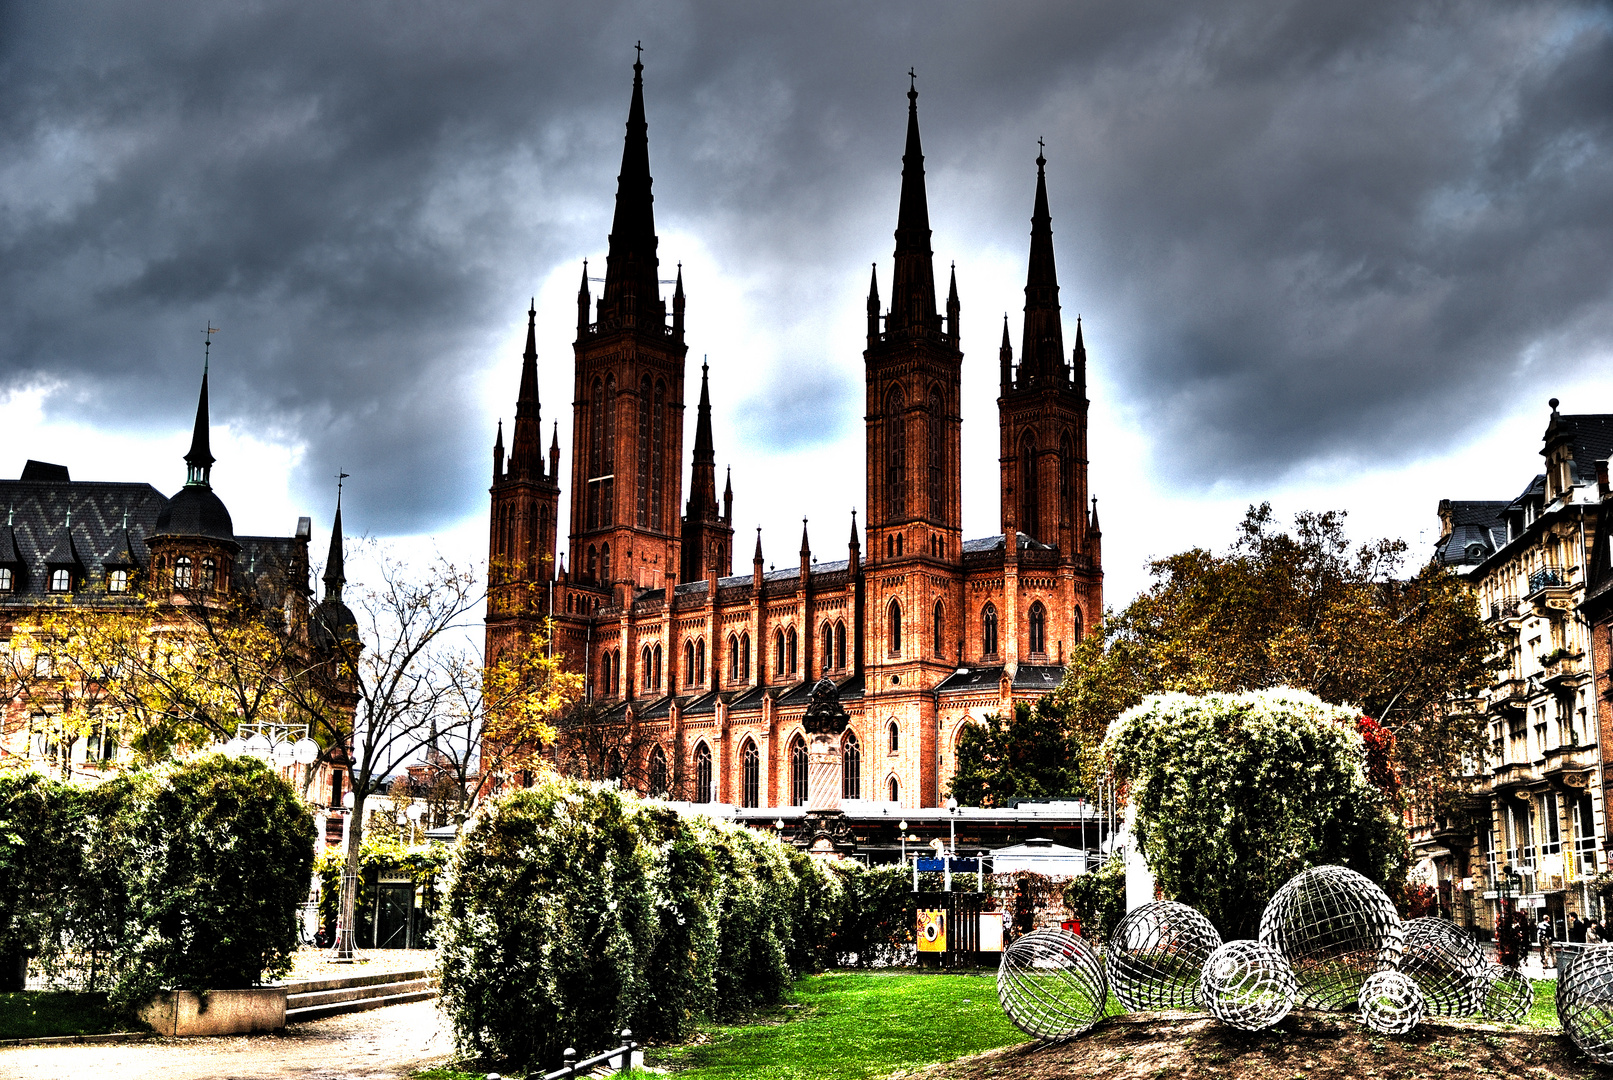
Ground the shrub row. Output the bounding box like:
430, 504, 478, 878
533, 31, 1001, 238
438, 776, 928, 1071
0, 755, 313, 1013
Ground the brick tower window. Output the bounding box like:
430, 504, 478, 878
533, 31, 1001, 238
790, 735, 808, 806
740, 738, 760, 809
649, 745, 668, 796
885, 385, 905, 519
843, 731, 861, 800
888, 599, 902, 655
982, 602, 998, 657
1029, 601, 1047, 655
694, 741, 712, 803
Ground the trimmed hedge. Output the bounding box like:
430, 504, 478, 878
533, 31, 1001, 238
439, 777, 863, 1071
0, 756, 313, 1013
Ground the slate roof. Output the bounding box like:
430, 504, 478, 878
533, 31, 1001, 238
0, 463, 309, 604
1436, 500, 1509, 569
0, 473, 168, 601
961, 531, 1053, 554
935, 664, 1066, 694
1560, 414, 1613, 487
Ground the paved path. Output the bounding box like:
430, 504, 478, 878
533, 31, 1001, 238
0, 999, 455, 1080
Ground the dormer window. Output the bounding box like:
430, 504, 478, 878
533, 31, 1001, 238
107, 569, 129, 593
49, 568, 71, 592
1466, 544, 1485, 562
174, 556, 192, 589
0, 568, 11, 592
200, 557, 217, 591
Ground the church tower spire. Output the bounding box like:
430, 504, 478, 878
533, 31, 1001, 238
888, 73, 938, 337
509, 299, 544, 479
185, 354, 215, 487
599, 45, 662, 329
1018, 141, 1063, 387
681, 357, 733, 581
567, 50, 689, 594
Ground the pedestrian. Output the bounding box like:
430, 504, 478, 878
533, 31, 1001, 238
1589, 921, 1603, 945
1571, 913, 1587, 944
1539, 914, 1554, 966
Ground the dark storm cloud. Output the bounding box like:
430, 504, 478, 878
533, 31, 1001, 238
2, 1, 1610, 531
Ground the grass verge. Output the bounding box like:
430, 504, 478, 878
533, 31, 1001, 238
647, 971, 1023, 1080
0, 991, 129, 1040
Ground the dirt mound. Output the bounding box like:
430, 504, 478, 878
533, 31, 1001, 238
908, 1011, 1605, 1080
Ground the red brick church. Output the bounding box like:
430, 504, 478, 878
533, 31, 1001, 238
485, 60, 1102, 810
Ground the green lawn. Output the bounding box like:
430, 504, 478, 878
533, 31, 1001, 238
0, 991, 129, 1040
1527, 978, 1557, 1029
646, 972, 1024, 1080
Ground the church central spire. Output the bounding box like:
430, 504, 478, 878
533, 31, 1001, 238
184, 353, 215, 487
1019, 142, 1064, 385
888, 73, 938, 337
600, 48, 662, 327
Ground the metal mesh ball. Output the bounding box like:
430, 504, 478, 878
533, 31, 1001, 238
1106, 900, 1223, 1011
1200, 939, 1299, 1031
1358, 970, 1425, 1034
1558, 943, 1613, 1062
1477, 963, 1533, 1024
1258, 865, 1404, 1010
997, 929, 1109, 1039
1398, 917, 1486, 1017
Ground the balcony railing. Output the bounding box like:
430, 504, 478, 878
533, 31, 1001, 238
1529, 567, 1567, 592
1490, 597, 1521, 621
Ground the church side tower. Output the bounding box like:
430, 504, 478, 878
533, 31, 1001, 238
488, 301, 562, 635
863, 79, 963, 567
569, 54, 688, 598
680, 358, 734, 581
998, 148, 1091, 556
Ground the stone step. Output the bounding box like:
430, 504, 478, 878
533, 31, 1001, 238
279, 968, 435, 995
285, 986, 438, 1023
286, 976, 436, 1010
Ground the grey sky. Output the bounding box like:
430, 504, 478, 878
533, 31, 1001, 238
2, 1, 1610, 574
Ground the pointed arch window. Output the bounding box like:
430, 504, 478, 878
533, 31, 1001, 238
790, 735, 808, 807
695, 638, 706, 685
643, 645, 653, 692
885, 385, 905, 519
652, 644, 662, 690
774, 629, 786, 676
637, 375, 652, 527
613, 649, 622, 693
887, 599, 902, 655
587, 545, 598, 584
1019, 431, 1038, 540
588, 378, 604, 529
928, 385, 944, 517
740, 738, 760, 809
933, 600, 945, 659
835, 620, 847, 670
821, 622, 833, 673
694, 741, 713, 803
842, 731, 861, 800
600, 543, 611, 586
1072, 606, 1083, 644
786, 626, 798, 674
982, 602, 998, 657
1029, 601, 1047, 655
601, 375, 616, 525
740, 632, 750, 680
651, 381, 666, 530
1059, 430, 1075, 526
173, 556, 192, 590
729, 634, 740, 683
685, 640, 696, 687
649, 745, 668, 796
888, 775, 900, 804
888, 719, 900, 754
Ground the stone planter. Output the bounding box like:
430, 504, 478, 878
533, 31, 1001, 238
140, 987, 287, 1037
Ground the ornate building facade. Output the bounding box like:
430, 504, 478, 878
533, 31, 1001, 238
485, 63, 1102, 809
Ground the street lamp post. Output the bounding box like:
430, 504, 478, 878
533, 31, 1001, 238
899, 819, 908, 867
944, 798, 959, 892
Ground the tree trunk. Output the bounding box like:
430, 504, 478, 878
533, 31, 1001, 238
331, 789, 366, 960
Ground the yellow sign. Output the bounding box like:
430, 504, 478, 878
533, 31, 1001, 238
917, 909, 947, 952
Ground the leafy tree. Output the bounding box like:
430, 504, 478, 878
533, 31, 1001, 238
1063, 504, 1497, 808
1103, 688, 1403, 939
0, 773, 87, 989
949, 697, 1080, 807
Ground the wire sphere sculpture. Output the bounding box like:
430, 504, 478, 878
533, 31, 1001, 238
1258, 865, 1404, 1010
1358, 970, 1425, 1034
1476, 963, 1533, 1023
1397, 917, 1486, 1017
1106, 900, 1223, 1011
1199, 939, 1299, 1031
1557, 944, 1613, 1062
997, 929, 1109, 1039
